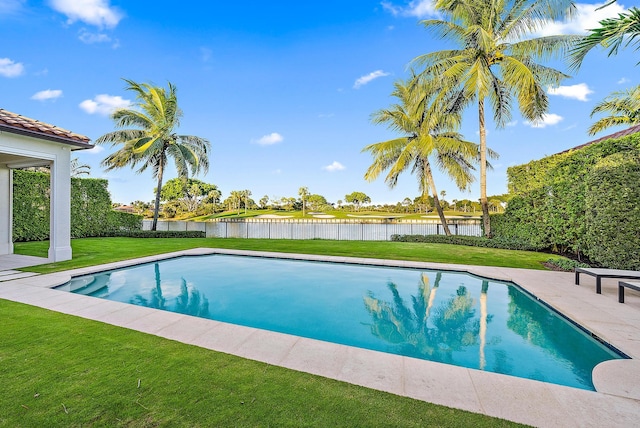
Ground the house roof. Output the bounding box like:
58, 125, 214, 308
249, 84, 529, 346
558, 124, 640, 155
0, 108, 93, 149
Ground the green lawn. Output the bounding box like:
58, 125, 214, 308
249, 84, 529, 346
4, 237, 544, 426
14, 237, 553, 274
0, 299, 522, 427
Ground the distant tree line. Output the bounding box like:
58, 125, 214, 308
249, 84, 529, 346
116, 178, 505, 220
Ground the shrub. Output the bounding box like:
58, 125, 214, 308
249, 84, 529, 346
497, 132, 640, 258
102, 230, 205, 238
390, 234, 545, 251
12, 170, 50, 242
584, 153, 640, 269
545, 258, 590, 271
104, 211, 143, 235
12, 170, 142, 241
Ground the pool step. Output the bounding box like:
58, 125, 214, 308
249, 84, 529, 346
0, 270, 39, 282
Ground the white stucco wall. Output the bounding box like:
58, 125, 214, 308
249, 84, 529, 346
0, 130, 73, 261
0, 165, 11, 255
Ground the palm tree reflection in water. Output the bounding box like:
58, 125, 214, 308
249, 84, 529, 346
130, 263, 210, 318
363, 273, 488, 365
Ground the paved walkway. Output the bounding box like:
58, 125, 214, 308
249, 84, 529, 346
0, 254, 48, 282
1, 248, 639, 427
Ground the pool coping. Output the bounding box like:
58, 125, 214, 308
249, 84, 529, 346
1, 248, 639, 427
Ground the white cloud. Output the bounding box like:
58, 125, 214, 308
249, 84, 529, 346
323, 161, 345, 172
0, 57, 24, 77
79, 94, 131, 115
506, 120, 518, 127
547, 83, 593, 101
31, 89, 63, 101
251, 132, 283, 146
381, 0, 437, 18
525, 113, 564, 128
49, 0, 123, 29
79, 29, 111, 44
354, 70, 390, 89
618, 77, 630, 84
533, 2, 627, 36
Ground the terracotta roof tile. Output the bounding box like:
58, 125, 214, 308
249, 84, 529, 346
558, 124, 640, 155
0, 108, 92, 147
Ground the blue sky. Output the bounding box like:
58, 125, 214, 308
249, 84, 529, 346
1, 0, 638, 205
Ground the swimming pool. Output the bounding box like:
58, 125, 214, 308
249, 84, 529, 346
57, 254, 623, 390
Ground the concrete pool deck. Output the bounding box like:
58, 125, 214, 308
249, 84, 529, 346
1, 248, 639, 427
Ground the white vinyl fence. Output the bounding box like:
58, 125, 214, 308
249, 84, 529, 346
143, 218, 482, 240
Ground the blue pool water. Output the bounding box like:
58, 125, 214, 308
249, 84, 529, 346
58, 254, 623, 390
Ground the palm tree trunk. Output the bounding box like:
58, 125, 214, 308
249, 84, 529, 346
424, 161, 452, 236
478, 99, 491, 237
151, 161, 164, 231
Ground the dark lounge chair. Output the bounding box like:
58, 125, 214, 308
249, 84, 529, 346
575, 268, 640, 294
618, 281, 640, 303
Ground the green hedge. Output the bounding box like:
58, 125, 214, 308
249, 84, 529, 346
390, 234, 544, 251
496, 132, 640, 268
102, 231, 205, 238
584, 153, 640, 269
12, 171, 50, 242
12, 170, 142, 241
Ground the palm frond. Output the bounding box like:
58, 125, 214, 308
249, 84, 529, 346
588, 116, 638, 135
569, 7, 640, 70
509, 35, 583, 61
588, 84, 640, 134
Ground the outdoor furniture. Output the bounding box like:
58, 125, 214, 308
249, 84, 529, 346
575, 267, 640, 294
618, 281, 640, 303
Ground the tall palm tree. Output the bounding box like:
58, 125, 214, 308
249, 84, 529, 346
569, 4, 640, 70
587, 85, 640, 135
363, 75, 481, 236
413, 0, 577, 237
298, 186, 309, 216
96, 79, 211, 230
228, 190, 243, 213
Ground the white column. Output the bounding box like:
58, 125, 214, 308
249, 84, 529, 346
48, 148, 72, 261
0, 165, 12, 255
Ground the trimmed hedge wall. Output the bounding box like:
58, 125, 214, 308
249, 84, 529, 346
102, 231, 205, 238
12, 171, 50, 242
390, 234, 544, 251
495, 132, 640, 268
12, 170, 141, 242
584, 153, 640, 269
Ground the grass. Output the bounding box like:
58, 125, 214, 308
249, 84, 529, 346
0, 299, 523, 427
14, 237, 554, 274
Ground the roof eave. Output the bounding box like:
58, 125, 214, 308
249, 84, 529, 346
0, 124, 94, 150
